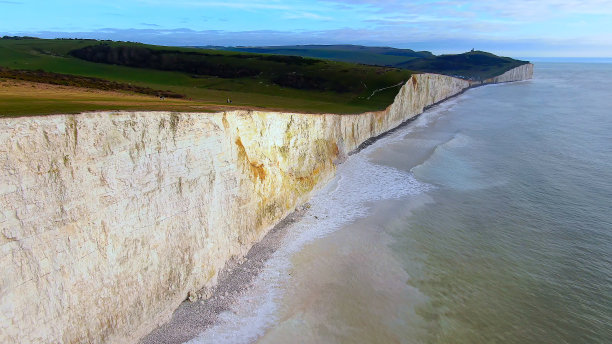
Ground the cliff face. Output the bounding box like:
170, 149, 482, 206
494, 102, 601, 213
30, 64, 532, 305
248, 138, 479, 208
481, 63, 534, 84
0, 66, 531, 343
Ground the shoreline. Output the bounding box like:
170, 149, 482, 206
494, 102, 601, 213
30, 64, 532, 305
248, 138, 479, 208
1, 64, 532, 344
350, 76, 532, 155
140, 205, 310, 344
139, 78, 517, 344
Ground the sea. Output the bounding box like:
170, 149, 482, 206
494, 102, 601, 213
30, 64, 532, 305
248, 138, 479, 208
188, 62, 612, 344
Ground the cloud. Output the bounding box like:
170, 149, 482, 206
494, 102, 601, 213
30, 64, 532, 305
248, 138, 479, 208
0, 0, 23, 4
323, 0, 612, 19
136, 0, 292, 11
284, 11, 332, 20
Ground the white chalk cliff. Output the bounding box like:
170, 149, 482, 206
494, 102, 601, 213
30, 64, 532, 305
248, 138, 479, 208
0, 65, 533, 343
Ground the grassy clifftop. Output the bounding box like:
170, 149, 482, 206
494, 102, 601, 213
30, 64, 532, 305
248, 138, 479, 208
0, 38, 411, 116
0, 38, 528, 117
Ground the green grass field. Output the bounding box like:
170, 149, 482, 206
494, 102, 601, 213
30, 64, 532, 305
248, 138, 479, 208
0, 78, 230, 117
0, 38, 528, 117
0, 38, 413, 116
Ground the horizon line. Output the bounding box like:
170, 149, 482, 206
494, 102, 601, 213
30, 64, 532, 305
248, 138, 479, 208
2, 35, 611, 60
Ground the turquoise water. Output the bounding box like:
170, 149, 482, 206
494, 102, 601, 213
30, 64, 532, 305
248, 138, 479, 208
378, 63, 612, 343
191, 63, 612, 344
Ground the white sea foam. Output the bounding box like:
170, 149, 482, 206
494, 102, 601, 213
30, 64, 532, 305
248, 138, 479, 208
186, 99, 466, 344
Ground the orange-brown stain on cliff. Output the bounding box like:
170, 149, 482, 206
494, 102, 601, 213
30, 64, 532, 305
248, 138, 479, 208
250, 162, 266, 181
235, 137, 266, 181
294, 165, 322, 192
412, 76, 418, 89
331, 142, 339, 156
374, 110, 386, 126
296, 175, 315, 187
222, 113, 230, 130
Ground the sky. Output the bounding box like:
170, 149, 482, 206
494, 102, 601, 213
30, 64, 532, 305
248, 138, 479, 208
1, 0, 611, 57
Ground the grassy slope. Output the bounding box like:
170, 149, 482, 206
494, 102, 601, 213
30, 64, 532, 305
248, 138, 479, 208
0, 79, 216, 117
0, 67, 185, 98
0, 38, 411, 116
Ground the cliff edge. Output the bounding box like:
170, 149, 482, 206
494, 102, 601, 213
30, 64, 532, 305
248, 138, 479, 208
0, 65, 532, 343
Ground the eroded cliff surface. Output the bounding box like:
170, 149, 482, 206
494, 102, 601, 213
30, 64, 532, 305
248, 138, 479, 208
482, 63, 534, 84
0, 66, 531, 343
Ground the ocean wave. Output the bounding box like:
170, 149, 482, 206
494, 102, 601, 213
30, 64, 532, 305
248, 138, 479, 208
411, 132, 509, 191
